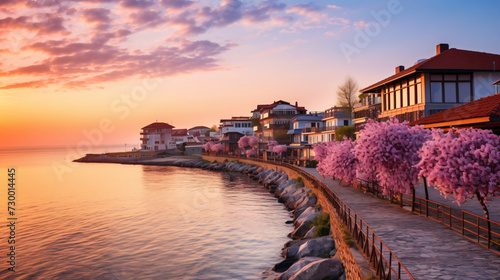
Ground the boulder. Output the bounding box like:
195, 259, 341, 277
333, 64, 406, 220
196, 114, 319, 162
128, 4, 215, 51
294, 210, 324, 228
276, 257, 323, 280
275, 179, 296, 196
272, 259, 297, 273
284, 188, 309, 209
289, 259, 344, 280
289, 211, 323, 240
292, 193, 317, 210
284, 236, 335, 259
304, 226, 317, 239
293, 205, 319, 222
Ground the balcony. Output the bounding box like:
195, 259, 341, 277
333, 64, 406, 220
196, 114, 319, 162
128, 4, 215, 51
353, 104, 381, 120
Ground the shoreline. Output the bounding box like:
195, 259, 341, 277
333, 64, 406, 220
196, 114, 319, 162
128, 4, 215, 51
74, 154, 354, 280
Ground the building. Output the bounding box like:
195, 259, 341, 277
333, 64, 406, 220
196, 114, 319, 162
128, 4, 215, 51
219, 117, 254, 136
306, 106, 353, 144
353, 93, 382, 138
188, 126, 210, 137
140, 122, 174, 151
357, 43, 500, 135
219, 131, 244, 154
288, 112, 325, 145
252, 100, 307, 144
172, 129, 190, 147
409, 93, 500, 134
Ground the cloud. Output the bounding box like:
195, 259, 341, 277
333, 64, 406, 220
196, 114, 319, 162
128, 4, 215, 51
255, 45, 291, 57
327, 5, 341, 9
159, 0, 193, 9
0, 0, 352, 91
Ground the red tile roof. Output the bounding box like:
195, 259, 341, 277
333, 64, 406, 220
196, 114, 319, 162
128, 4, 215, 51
361, 48, 500, 93
188, 126, 209, 130
142, 122, 174, 130
252, 100, 306, 112
172, 129, 188, 136
410, 93, 500, 126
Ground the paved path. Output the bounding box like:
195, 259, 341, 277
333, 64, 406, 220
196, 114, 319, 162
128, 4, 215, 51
300, 167, 500, 280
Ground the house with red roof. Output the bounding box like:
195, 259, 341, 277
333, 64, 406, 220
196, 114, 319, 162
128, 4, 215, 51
188, 126, 210, 137
409, 93, 500, 134
252, 100, 307, 144
355, 43, 500, 137
140, 122, 175, 151
172, 129, 190, 146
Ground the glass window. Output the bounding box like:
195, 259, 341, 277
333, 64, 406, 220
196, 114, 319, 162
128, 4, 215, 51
409, 78, 414, 85
458, 74, 471, 81
444, 82, 457, 102
431, 75, 443, 81
401, 79, 407, 86
409, 86, 416, 106
444, 75, 456, 81
402, 87, 408, 107
396, 90, 401, 108
395, 83, 400, 90
416, 76, 421, 83
431, 82, 443, 103
390, 92, 395, 110
417, 83, 422, 103
458, 82, 472, 102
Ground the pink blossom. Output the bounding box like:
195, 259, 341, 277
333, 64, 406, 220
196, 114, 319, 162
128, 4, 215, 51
267, 140, 279, 151
246, 149, 256, 158
273, 145, 287, 154
202, 141, 214, 152
354, 118, 431, 195
238, 136, 259, 149
417, 128, 500, 205
315, 139, 358, 184
210, 143, 225, 153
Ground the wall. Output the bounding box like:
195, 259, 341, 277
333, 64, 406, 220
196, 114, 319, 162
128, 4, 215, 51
474, 72, 500, 100
201, 155, 369, 279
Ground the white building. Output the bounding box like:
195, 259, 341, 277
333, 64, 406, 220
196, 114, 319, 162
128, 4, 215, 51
140, 122, 175, 151
219, 117, 255, 136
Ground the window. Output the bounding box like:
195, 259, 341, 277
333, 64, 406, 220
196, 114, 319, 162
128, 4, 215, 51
430, 82, 443, 103
417, 83, 422, 103
402, 87, 408, 107
395, 90, 401, 108
390, 92, 395, 110
409, 86, 415, 106
444, 82, 457, 103
458, 82, 472, 103
344, 120, 349, 126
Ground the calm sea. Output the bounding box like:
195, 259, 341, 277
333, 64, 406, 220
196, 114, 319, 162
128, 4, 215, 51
0, 146, 292, 279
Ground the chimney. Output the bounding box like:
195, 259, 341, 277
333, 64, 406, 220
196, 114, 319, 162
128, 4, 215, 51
395, 65, 405, 74
436, 43, 449, 55
295, 101, 298, 107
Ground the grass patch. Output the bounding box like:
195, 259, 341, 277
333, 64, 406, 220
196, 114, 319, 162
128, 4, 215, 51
338, 218, 355, 248
312, 213, 330, 237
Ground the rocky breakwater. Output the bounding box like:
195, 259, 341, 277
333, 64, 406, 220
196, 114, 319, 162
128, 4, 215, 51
198, 160, 346, 280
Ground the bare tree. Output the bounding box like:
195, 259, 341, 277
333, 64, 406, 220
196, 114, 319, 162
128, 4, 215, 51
336, 76, 359, 113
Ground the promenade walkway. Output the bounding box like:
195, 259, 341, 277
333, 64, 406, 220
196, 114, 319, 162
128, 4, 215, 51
301, 167, 500, 280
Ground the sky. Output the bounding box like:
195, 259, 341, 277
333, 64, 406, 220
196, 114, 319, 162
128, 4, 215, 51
1, 0, 500, 148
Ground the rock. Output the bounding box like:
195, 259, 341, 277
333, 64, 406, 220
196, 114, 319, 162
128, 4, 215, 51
294, 210, 324, 228
304, 226, 317, 239
284, 236, 335, 259
275, 179, 296, 196
293, 205, 319, 222
273, 259, 297, 273
284, 188, 309, 209
289, 258, 344, 280
276, 257, 323, 280
292, 193, 317, 210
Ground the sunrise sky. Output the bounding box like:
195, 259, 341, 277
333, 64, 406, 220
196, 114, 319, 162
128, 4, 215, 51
1, 0, 500, 148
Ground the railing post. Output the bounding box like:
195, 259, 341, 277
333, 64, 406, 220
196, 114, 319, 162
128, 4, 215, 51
477, 216, 480, 244
462, 212, 465, 236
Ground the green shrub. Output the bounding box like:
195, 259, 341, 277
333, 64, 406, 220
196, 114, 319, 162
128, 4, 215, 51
312, 213, 330, 237
296, 177, 303, 183
335, 126, 355, 141
212, 160, 218, 163
223, 159, 229, 163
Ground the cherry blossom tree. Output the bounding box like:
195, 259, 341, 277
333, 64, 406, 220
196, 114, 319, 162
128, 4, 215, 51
245, 149, 256, 158
202, 141, 214, 152
322, 138, 358, 184
272, 145, 287, 156
418, 128, 500, 219
354, 119, 431, 206
267, 140, 279, 151
238, 136, 259, 149
210, 143, 225, 153
314, 141, 340, 178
